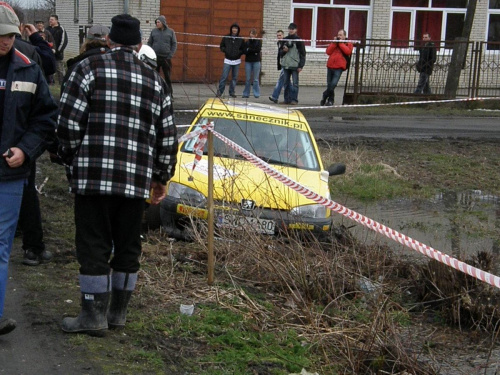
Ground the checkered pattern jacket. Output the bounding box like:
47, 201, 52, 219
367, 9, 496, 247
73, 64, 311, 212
57, 47, 178, 199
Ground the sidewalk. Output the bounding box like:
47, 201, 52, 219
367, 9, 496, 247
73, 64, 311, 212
172, 83, 344, 110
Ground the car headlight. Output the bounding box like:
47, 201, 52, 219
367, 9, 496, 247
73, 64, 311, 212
290, 204, 328, 219
167, 182, 207, 206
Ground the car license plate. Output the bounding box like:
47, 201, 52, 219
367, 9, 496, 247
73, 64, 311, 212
217, 213, 275, 235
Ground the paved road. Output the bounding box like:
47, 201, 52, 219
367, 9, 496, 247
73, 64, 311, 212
173, 83, 500, 140
304, 113, 500, 141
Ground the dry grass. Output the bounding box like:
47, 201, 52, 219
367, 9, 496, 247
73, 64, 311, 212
34, 139, 500, 373
136, 205, 500, 374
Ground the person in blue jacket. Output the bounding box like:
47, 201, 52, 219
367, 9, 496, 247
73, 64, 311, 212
0, 2, 58, 336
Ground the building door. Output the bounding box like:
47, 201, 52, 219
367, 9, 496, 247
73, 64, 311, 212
180, 9, 212, 82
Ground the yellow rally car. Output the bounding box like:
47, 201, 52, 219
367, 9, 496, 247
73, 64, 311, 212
158, 99, 345, 240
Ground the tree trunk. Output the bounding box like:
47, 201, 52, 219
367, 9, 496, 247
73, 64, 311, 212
444, 0, 477, 98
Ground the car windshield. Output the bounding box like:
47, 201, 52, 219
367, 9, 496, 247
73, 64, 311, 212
182, 117, 320, 170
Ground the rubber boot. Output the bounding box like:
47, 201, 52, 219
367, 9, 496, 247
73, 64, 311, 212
62, 292, 110, 336
108, 272, 137, 329
62, 274, 110, 336
108, 289, 133, 329
0, 317, 16, 336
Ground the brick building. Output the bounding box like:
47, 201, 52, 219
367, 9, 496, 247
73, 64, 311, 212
55, 1, 500, 86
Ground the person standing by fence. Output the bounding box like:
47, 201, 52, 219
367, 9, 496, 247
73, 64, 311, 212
269, 29, 286, 104
320, 29, 352, 106
216, 23, 244, 98
414, 32, 436, 95
147, 15, 177, 94
242, 28, 261, 99
280, 22, 306, 105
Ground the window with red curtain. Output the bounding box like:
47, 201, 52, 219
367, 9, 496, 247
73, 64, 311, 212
316, 7, 345, 47
415, 11, 442, 43
293, 8, 313, 46
393, 0, 428, 6
348, 10, 367, 41
391, 12, 411, 47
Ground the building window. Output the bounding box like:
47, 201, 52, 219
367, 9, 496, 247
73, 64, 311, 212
391, 0, 466, 48
488, 0, 500, 50
292, 0, 371, 49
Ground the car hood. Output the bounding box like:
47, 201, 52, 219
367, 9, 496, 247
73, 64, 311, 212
174, 153, 329, 210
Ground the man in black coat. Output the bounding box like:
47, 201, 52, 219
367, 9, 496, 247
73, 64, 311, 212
415, 32, 436, 94
46, 14, 67, 84
216, 23, 244, 98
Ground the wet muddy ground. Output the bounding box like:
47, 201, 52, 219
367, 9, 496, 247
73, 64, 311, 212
2, 109, 500, 374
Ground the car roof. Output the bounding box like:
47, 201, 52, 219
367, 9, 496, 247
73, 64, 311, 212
199, 98, 306, 123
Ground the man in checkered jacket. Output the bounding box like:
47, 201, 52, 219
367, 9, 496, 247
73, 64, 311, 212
57, 14, 177, 335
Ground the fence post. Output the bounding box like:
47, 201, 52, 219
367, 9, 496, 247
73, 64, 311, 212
353, 43, 360, 104
474, 42, 483, 98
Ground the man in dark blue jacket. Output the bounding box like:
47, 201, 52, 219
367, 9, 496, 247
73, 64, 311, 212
0, 2, 58, 336
11, 13, 56, 267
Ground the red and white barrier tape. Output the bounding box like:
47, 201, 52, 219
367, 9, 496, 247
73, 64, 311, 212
293, 96, 497, 111
178, 122, 212, 175
175, 96, 500, 114
180, 125, 500, 290
176, 31, 361, 44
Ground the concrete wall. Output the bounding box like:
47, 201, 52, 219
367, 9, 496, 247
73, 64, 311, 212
57, 0, 160, 60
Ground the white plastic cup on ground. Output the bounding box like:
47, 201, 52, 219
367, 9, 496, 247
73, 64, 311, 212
180, 304, 195, 316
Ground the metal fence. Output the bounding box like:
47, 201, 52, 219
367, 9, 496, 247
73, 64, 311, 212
344, 39, 500, 103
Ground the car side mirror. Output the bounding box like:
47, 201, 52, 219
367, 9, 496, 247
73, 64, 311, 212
327, 163, 346, 176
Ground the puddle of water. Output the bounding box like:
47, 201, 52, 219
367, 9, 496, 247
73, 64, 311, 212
334, 190, 500, 264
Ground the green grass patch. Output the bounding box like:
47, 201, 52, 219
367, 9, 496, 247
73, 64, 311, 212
153, 306, 312, 374
331, 167, 431, 202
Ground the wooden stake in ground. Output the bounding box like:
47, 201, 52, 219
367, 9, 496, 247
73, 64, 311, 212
207, 130, 215, 285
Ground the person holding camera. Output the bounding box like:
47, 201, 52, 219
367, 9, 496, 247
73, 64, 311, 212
280, 23, 306, 105
320, 29, 353, 106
